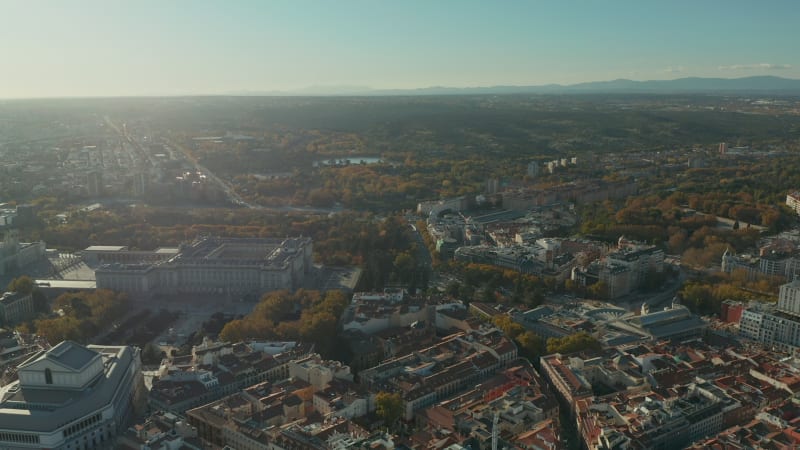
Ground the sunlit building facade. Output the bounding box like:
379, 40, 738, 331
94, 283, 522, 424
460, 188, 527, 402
95, 237, 312, 297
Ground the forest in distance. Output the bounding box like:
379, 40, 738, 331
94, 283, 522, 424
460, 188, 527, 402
4, 94, 800, 212
3, 92, 800, 343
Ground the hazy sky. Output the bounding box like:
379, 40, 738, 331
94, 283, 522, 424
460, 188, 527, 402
1, 0, 798, 98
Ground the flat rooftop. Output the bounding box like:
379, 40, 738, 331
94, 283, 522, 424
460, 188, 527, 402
84, 245, 127, 252
36, 280, 97, 289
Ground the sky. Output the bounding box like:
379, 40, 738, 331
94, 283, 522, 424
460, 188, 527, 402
1, 0, 799, 98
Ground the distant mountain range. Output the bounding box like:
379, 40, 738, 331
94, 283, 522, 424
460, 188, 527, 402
229, 76, 800, 96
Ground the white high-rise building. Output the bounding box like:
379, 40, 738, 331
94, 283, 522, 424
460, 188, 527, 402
739, 306, 800, 354
738, 279, 800, 354
778, 279, 800, 314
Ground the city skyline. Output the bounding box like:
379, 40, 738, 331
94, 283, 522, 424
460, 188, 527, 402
2, 0, 799, 98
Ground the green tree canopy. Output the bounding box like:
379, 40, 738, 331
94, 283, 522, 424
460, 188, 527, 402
492, 315, 525, 340
375, 391, 404, 429
219, 289, 350, 358
546, 332, 601, 355
7, 276, 34, 294
33, 289, 127, 344
517, 331, 545, 361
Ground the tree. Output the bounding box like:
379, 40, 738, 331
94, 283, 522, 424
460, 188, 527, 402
7, 276, 34, 294
7, 275, 49, 313
253, 290, 298, 324
300, 311, 337, 354
525, 289, 545, 308
492, 315, 525, 340
68, 297, 93, 319
218, 319, 247, 343
375, 391, 404, 430
34, 316, 83, 343
141, 342, 164, 365
546, 332, 601, 355
219, 289, 350, 359
393, 252, 416, 284
34, 290, 127, 343
587, 281, 609, 300
517, 331, 545, 361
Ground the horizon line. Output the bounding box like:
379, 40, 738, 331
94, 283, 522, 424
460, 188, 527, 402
2, 74, 800, 101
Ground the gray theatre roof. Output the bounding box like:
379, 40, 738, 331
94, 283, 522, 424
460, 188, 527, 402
21, 340, 100, 372
0, 344, 134, 433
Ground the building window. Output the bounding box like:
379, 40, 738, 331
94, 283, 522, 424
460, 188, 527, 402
45, 368, 53, 384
